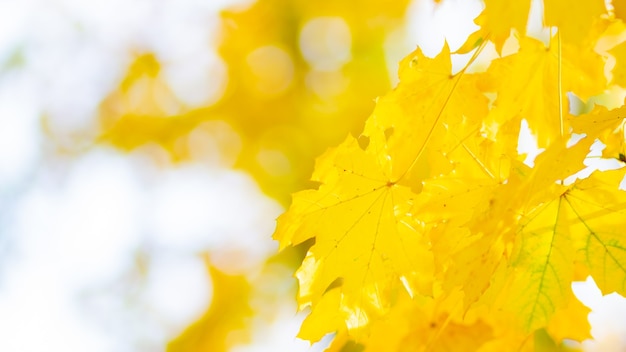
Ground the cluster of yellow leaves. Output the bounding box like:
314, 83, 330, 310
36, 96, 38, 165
275, 1, 626, 350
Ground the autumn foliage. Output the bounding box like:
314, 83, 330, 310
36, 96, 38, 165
274, 1, 626, 350
98, 0, 409, 204
93, 0, 626, 350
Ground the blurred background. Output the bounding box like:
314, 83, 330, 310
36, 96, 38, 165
0, 0, 625, 351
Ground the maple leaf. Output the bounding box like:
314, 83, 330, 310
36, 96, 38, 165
274, 39, 494, 341
567, 169, 626, 296
570, 104, 626, 139
421, 137, 592, 314
570, 103, 626, 160
460, 0, 607, 54
506, 196, 574, 331
462, 136, 589, 329
321, 289, 497, 352
297, 282, 348, 342
274, 136, 434, 339
363, 42, 489, 187
481, 36, 605, 147
457, 0, 531, 54
543, 0, 606, 44
546, 289, 591, 343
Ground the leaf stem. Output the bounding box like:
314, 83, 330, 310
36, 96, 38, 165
558, 30, 563, 137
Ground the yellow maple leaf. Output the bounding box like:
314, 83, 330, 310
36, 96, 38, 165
324, 290, 496, 352
297, 283, 347, 342
274, 40, 494, 341
457, 0, 531, 54
506, 196, 574, 331
479, 137, 590, 329
546, 290, 591, 343
570, 104, 626, 139
363, 43, 489, 186
429, 137, 592, 311
481, 36, 605, 147
567, 169, 626, 296
570, 103, 626, 161
274, 136, 434, 337
544, 0, 606, 44
491, 164, 624, 332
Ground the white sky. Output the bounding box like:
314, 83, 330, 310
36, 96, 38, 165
0, 0, 625, 351
0, 0, 282, 350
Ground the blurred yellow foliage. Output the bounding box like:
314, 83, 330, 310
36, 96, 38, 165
167, 262, 252, 352
92, 0, 626, 350
98, 0, 410, 204
96, 2, 414, 350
